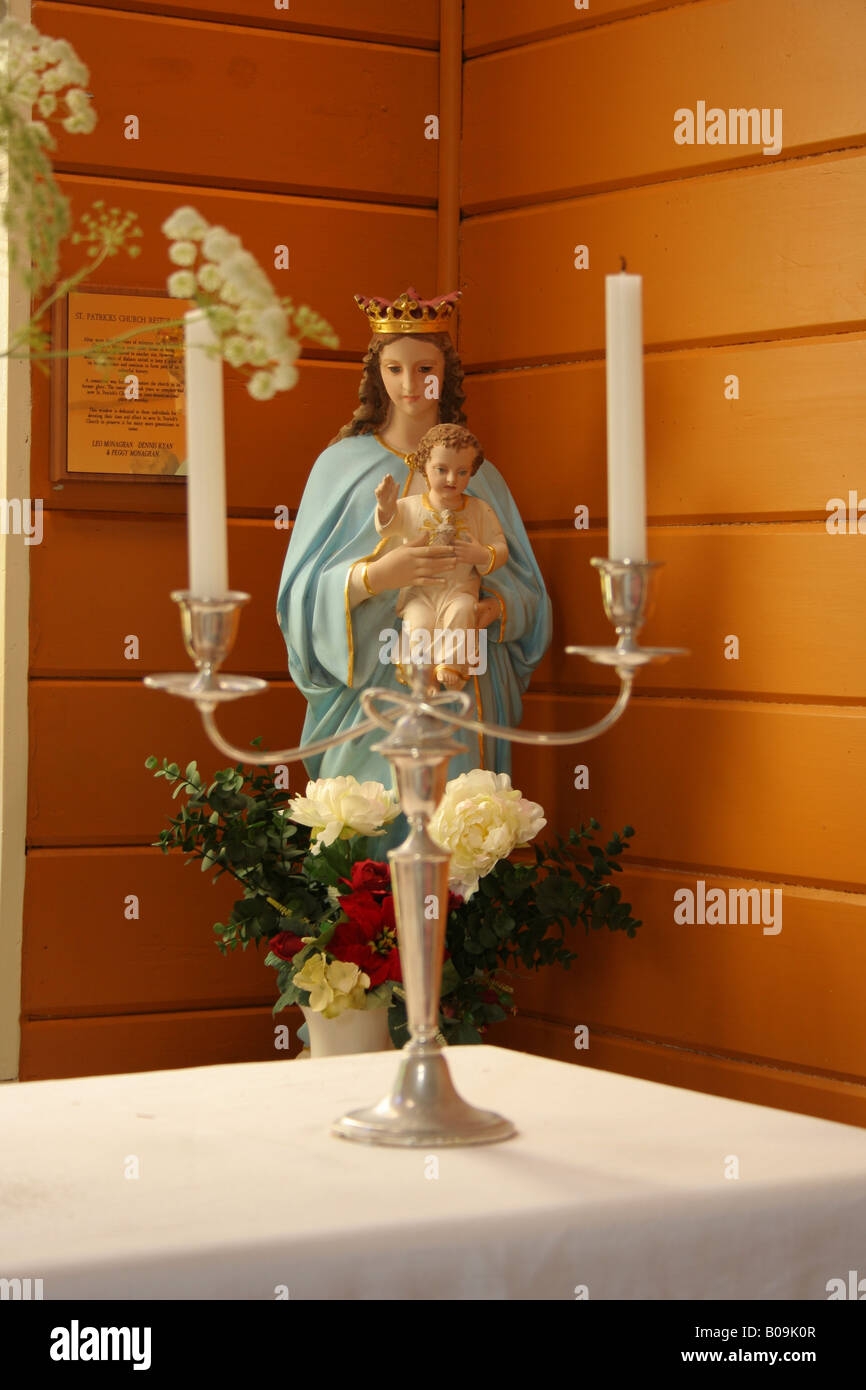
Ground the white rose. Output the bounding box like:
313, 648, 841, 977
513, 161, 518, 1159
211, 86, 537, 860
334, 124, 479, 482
287, 776, 400, 854
429, 769, 546, 900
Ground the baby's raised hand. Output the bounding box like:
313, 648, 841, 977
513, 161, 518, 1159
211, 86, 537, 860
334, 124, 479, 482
375, 473, 399, 522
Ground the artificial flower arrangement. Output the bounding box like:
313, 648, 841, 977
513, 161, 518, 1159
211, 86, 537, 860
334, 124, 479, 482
147, 746, 641, 1047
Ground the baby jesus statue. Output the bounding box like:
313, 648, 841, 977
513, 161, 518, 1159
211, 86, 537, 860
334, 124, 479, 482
374, 422, 508, 689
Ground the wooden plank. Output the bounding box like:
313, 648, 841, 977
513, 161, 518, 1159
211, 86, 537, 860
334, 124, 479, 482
51, 176, 436, 359
36, 5, 438, 203
34, 358, 366, 517
18, 1004, 295, 1080
57, 0, 440, 47
30, 514, 866, 703
29, 513, 292, 678
466, 335, 866, 524
532, 524, 866, 700
28, 683, 866, 891
464, 0, 697, 57
27, 680, 309, 847
22, 847, 276, 1016
511, 692, 866, 891
464, 0, 866, 210
460, 151, 866, 367
494, 1018, 866, 1128
23, 849, 866, 1084
505, 867, 866, 1079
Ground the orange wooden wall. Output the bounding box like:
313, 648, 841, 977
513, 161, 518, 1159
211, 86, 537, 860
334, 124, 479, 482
22, 1, 866, 1128
22, 0, 439, 1077
462, 0, 866, 1125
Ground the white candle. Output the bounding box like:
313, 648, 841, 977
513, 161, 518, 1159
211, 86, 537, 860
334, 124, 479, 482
604, 268, 647, 561
184, 308, 229, 596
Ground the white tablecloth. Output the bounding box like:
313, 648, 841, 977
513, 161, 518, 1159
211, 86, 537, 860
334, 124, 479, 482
1, 1044, 864, 1300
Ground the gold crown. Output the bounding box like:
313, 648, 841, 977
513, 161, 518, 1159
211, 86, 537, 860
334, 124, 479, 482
354, 286, 461, 337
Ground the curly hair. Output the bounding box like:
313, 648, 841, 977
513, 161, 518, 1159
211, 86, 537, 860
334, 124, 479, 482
414, 422, 484, 477
328, 332, 467, 445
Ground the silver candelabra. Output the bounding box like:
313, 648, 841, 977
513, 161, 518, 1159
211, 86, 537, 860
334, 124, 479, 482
145, 557, 685, 1147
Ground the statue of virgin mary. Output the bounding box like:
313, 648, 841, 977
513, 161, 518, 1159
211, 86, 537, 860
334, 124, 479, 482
276, 287, 552, 790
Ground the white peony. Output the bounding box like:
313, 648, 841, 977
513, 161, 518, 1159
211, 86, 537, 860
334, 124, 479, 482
287, 776, 400, 855
429, 769, 546, 900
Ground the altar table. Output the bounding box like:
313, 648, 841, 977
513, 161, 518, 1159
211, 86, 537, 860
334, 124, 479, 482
2, 1045, 864, 1300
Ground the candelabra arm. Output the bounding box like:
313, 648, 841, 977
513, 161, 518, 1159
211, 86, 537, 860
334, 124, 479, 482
200, 707, 380, 768
419, 670, 634, 747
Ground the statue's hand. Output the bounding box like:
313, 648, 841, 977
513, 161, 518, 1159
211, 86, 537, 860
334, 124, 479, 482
366, 541, 456, 594
454, 532, 489, 568
475, 596, 501, 629
374, 473, 399, 523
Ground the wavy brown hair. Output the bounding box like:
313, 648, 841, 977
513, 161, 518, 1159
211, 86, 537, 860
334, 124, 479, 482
414, 423, 484, 477
328, 332, 467, 445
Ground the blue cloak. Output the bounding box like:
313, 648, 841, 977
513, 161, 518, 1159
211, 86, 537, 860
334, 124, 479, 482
276, 433, 552, 797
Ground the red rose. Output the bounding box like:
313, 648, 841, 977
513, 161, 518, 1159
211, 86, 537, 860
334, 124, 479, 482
329, 918, 402, 987
340, 888, 396, 933
269, 930, 308, 961
330, 887, 401, 987
345, 860, 392, 896
481, 989, 499, 1004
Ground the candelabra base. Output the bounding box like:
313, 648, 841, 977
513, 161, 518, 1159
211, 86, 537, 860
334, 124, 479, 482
331, 1045, 517, 1147
144, 672, 267, 702
566, 642, 687, 670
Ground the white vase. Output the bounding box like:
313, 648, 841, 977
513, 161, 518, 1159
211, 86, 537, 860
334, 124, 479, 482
299, 1004, 395, 1059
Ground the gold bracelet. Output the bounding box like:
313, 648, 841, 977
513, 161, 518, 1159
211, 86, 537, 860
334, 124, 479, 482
481, 545, 496, 576
362, 562, 375, 596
